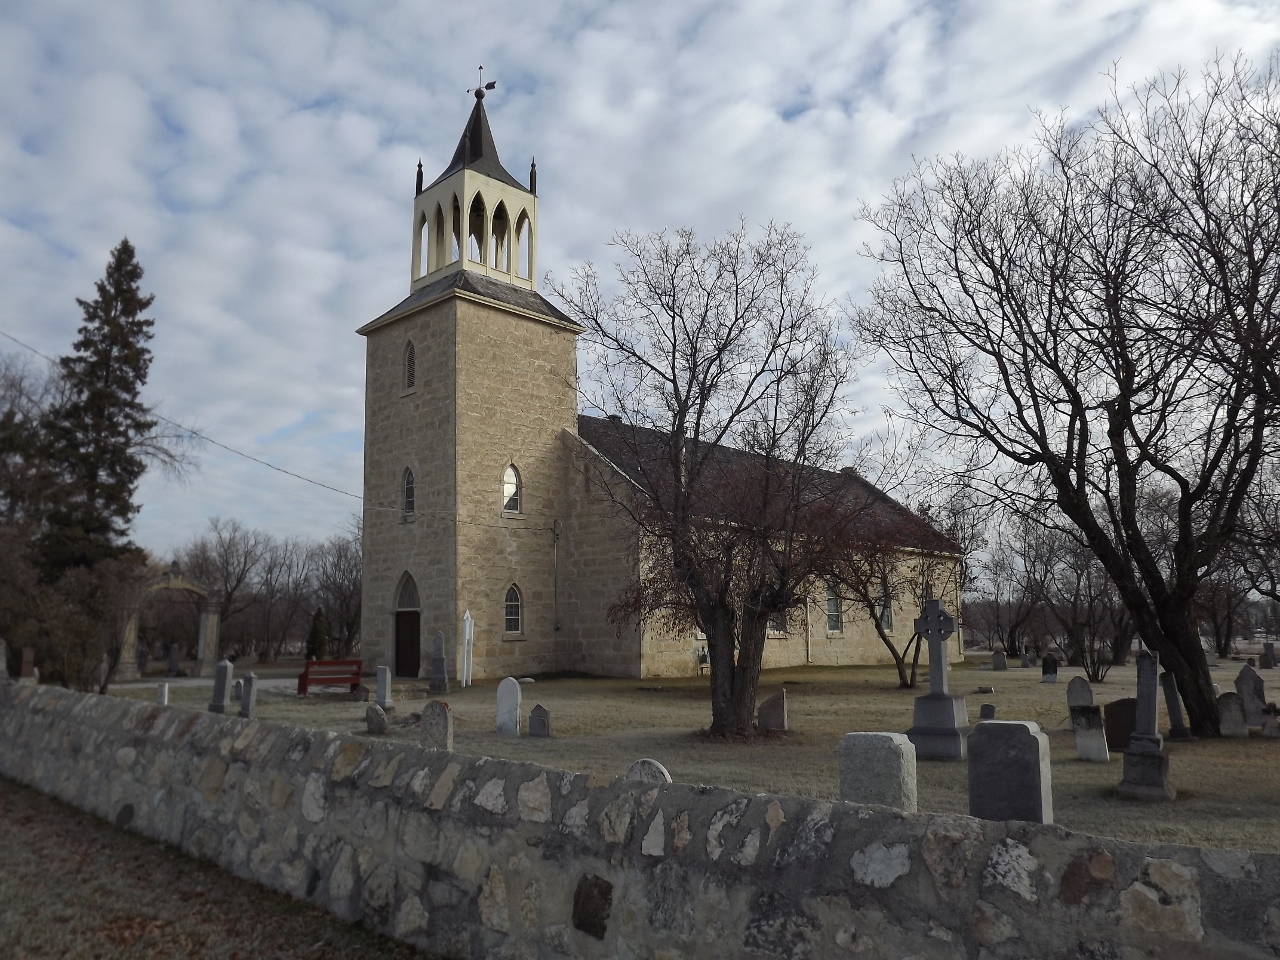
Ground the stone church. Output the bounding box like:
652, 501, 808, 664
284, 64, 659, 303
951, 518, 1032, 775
358, 91, 962, 680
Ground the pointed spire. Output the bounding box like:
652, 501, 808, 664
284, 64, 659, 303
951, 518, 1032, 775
415, 159, 423, 196
424, 93, 529, 193
529, 157, 537, 196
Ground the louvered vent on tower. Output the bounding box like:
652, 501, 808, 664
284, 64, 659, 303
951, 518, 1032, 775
405, 342, 416, 389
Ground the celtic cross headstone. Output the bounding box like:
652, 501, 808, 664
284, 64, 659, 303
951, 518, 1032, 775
904, 599, 971, 759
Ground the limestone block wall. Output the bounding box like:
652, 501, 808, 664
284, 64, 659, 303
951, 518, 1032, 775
4, 683, 1280, 960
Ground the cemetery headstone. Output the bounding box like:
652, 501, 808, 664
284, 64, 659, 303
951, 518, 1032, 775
1041, 655, 1059, 683
904, 600, 971, 759
365, 704, 388, 735
19, 647, 36, 684
1262, 715, 1280, 739
757, 689, 787, 731
1262, 642, 1276, 670
1236, 664, 1266, 727
168, 643, 181, 677
979, 703, 996, 720
496, 677, 522, 735
239, 673, 258, 719
529, 703, 551, 738
1067, 677, 1094, 732
156, 683, 168, 706
1020, 653, 1032, 668
208, 660, 233, 714
991, 650, 1007, 671
968, 721, 1053, 823
1218, 692, 1248, 738
838, 732, 917, 813
232, 679, 243, 702
1213, 683, 1221, 697
1070, 705, 1110, 762
625, 758, 672, 783
420, 700, 453, 750
376, 665, 395, 713
1103, 698, 1137, 751
1117, 650, 1175, 801
429, 630, 449, 694
1160, 671, 1194, 741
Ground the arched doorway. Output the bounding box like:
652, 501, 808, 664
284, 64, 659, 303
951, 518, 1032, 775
394, 574, 421, 678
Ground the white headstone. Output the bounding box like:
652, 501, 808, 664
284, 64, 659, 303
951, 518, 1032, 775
239, 672, 258, 719
376, 665, 394, 712
838, 732, 917, 813
625, 758, 672, 783
496, 677, 522, 735
1069, 705, 1110, 762
156, 683, 169, 706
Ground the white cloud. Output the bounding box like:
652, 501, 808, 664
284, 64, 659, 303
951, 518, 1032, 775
0, 0, 1277, 554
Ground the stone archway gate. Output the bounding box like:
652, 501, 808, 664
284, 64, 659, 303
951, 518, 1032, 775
116, 572, 221, 682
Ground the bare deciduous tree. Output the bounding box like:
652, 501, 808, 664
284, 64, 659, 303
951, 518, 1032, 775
858, 57, 1280, 735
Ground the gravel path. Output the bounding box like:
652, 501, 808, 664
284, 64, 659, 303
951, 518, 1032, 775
0, 776, 437, 959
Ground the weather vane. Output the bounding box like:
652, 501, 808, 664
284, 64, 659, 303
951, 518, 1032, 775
468, 65, 497, 99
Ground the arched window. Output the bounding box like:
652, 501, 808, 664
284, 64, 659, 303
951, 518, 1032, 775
491, 201, 511, 272
468, 193, 487, 263
404, 341, 416, 390
826, 583, 843, 633
433, 204, 447, 271
450, 195, 462, 263
397, 574, 420, 610
502, 465, 521, 513
504, 585, 522, 633
403, 469, 415, 515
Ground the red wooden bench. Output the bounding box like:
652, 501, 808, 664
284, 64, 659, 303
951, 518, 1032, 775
297, 659, 364, 696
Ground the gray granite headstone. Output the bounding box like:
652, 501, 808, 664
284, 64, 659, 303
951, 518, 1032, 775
968, 721, 1053, 823
625, 758, 672, 783
1103, 698, 1137, 751
1235, 665, 1266, 727
420, 700, 453, 750
1070, 705, 1110, 762
1218, 692, 1248, 738
1118, 650, 1175, 801
1262, 642, 1276, 670
1041, 655, 1059, 683
529, 703, 551, 738
1020, 653, 1032, 668
905, 600, 970, 759
168, 643, 181, 677
757, 689, 787, 731
838, 732, 917, 813
208, 660, 233, 714
991, 650, 1007, 671
429, 630, 449, 694
375, 665, 395, 713
366, 704, 388, 735
979, 703, 996, 720
1160, 671, 1194, 741
496, 677, 522, 735
239, 673, 257, 719
156, 683, 168, 706
1262, 715, 1280, 738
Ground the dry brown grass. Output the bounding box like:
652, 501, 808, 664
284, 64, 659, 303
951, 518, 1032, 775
116, 657, 1280, 854
0, 776, 437, 959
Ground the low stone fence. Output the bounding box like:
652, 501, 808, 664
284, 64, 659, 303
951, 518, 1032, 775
1, 683, 1278, 960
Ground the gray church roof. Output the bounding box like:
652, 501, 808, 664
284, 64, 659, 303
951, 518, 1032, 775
576, 414, 962, 556
425, 92, 529, 193
359, 270, 579, 334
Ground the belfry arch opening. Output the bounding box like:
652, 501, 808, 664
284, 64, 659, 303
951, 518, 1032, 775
433, 204, 447, 272
467, 193, 487, 264
450, 196, 462, 263
515, 211, 531, 279
491, 201, 511, 272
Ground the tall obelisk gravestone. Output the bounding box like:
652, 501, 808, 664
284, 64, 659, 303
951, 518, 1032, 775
905, 599, 971, 759
1117, 649, 1176, 801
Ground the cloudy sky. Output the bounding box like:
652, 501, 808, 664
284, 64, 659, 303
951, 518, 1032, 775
2, 0, 1278, 557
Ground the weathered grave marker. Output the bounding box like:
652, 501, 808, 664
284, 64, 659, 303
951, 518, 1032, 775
366, 704, 388, 735
1262, 642, 1276, 670
904, 599, 970, 759
1160, 671, 1194, 741
991, 650, 1007, 671
1262, 715, 1280, 738
1235, 664, 1266, 727
968, 721, 1053, 823
239, 673, 258, 719
208, 660, 233, 714
1067, 677, 1093, 732
1041, 654, 1059, 683
625, 758, 672, 783
529, 703, 551, 738
496, 677, 522, 735
429, 630, 449, 694
232, 679, 243, 702
979, 703, 996, 720
1020, 653, 1032, 668
1103, 698, 1137, 751
375, 665, 395, 713
1117, 650, 1175, 801
156, 683, 168, 706
757, 689, 787, 731
1218, 692, 1248, 738
838, 732, 917, 813
168, 643, 181, 677
1071, 705, 1110, 762
420, 700, 453, 750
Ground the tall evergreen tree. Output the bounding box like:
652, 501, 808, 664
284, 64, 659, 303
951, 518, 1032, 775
38, 238, 157, 576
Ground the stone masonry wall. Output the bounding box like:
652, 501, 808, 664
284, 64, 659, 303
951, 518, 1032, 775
4, 683, 1280, 959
